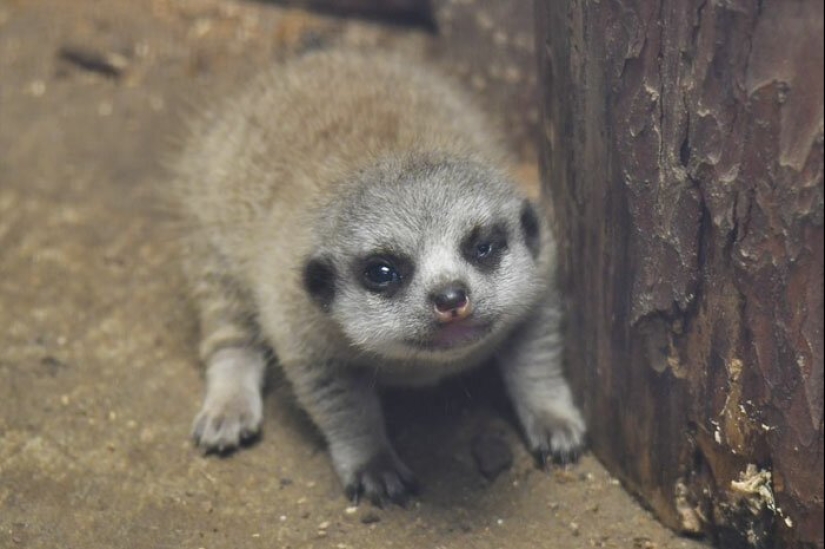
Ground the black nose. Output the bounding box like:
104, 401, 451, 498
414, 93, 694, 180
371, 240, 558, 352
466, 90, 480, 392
432, 284, 468, 313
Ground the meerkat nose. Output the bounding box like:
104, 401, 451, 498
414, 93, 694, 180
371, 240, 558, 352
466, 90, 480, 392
431, 284, 472, 322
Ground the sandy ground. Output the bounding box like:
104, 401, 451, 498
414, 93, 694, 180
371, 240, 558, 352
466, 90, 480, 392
0, 1, 713, 548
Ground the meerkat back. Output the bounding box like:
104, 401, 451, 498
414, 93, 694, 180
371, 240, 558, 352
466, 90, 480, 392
173, 52, 503, 270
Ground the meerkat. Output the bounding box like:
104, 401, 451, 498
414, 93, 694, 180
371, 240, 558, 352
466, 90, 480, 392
171, 50, 585, 505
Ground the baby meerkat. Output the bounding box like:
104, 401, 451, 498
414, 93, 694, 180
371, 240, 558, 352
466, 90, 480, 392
172, 50, 585, 505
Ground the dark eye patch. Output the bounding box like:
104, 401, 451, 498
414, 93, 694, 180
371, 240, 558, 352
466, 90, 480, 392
303, 255, 337, 311
520, 200, 541, 258
461, 223, 508, 271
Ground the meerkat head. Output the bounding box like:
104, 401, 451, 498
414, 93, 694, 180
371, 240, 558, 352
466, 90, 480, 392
303, 153, 550, 363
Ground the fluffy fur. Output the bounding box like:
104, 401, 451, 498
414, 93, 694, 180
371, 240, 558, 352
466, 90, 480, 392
172, 50, 585, 505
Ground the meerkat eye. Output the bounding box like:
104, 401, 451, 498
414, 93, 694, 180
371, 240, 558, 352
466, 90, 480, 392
362, 257, 402, 293
475, 241, 493, 259
462, 224, 507, 271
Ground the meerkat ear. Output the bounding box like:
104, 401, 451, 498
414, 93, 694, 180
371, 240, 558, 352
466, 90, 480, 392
303, 255, 336, 311
520, 200, 541, 258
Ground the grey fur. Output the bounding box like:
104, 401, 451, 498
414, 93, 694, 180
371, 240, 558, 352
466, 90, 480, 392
172, 50, 585, 505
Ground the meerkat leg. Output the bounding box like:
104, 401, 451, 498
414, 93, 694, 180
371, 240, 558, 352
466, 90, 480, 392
187, 251, 266, 453
499, 296, 586, 465
288, 363, 416, 505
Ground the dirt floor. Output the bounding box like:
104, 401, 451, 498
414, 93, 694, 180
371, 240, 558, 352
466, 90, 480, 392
0, 1, 713, 548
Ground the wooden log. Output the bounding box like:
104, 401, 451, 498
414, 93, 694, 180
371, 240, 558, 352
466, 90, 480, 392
536, 1, 824, 548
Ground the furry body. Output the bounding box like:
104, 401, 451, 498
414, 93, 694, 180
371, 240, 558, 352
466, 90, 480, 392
172, 51, 585, 504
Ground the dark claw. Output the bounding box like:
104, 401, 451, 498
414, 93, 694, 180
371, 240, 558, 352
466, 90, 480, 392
368, 492, 386, 509
559, 447, 582, 465
199, 441, 238, 458
535, 448, 549, 469
238, 430, 262, 448
192, 419, 261, 457
345, 483, 362, 505
381, 477, 410, 508
535, 446, 583, 469
344, 451, 418, 508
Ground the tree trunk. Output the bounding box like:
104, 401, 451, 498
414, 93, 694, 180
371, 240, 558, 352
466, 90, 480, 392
536, 1, 824, 548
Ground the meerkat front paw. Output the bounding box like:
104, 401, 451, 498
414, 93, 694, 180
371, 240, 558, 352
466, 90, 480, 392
192, 385, 263, 452
339, 449, 418, 507
192, 347, 265, 453
517, 401, 586, 466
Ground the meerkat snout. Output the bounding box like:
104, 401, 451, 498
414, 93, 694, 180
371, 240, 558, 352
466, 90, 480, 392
431, 283, 471, 322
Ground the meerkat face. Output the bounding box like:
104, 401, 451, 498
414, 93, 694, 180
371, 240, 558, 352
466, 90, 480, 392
303, 155, 549, 363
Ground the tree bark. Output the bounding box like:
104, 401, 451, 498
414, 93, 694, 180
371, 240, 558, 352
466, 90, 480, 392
536, 1, 824, 548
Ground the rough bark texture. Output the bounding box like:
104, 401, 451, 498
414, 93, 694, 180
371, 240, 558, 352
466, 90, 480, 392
536, 1, 824, 548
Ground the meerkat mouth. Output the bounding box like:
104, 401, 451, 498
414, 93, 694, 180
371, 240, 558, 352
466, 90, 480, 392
408, 320, 493, 351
